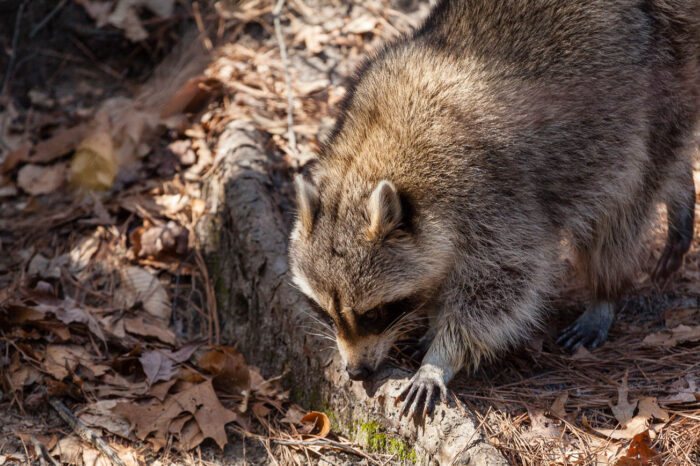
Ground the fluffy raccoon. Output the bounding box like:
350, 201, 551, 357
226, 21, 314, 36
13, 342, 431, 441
289, 0, 700, 418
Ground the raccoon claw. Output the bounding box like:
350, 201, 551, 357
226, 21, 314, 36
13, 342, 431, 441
397, 364, 447, 420
557, 303, 614, 353
557, 321, 607, 352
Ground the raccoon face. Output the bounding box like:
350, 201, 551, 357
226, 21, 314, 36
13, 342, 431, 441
289, 175, 453, 380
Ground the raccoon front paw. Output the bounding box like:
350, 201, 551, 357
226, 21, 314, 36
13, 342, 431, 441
398, 364, 447, 420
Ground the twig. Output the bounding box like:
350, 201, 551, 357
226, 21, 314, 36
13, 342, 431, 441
48, 398, 125, 466
1, 1, 26, 99
195, 248, 219, 345
29, 0, 68, 38
272, 0, 299, 160
274, 438, 378, 463
192, 2, 214, 51
30, 435, 60, 466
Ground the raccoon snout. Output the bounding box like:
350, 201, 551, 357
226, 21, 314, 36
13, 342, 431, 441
346, 364, 373, 381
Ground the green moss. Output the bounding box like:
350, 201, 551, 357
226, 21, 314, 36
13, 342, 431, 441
359, 421, 417, 463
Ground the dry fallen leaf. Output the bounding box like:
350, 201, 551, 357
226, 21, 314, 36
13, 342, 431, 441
79, 399, 133, 438
611, 371, 636, 426
300, 411, 332, 438
660, 376, 699, 403
69, 232, 101, 274
523, 408, 563, 440
343, 15, 378, 34
595, 379, 668, 440
642, 324, 700, 348
636, 397, 668, 422
282, 405, 307, 425
25, 124, 89, 164
663, 306, 700, 328
616, 431, 661, 465
140, 350, 177, 386
50, 300, 106, 343
117, 267, 171, 321
130, 221, 189, 257
571, 345, 595, 360
113, 380, 239, 451
161, 77, 219, 118
594, 415, 649, 440
17, 162, 68, 195
197, 347, 250, 395
43, 344, 91, 380
550, 392, 568, 419
124, 316, 176, 345
108, 0, 175, 42
70, 129, 117, 190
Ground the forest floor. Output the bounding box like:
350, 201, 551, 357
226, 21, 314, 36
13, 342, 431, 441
0, 1, 698, 465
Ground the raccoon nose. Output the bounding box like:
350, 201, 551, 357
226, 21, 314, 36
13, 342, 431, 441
346, 364, 372, 381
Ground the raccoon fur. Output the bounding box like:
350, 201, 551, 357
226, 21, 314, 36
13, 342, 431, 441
289, 0, 700, 418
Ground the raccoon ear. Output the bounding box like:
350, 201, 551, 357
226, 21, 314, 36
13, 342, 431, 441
295, 174, 320, 235
367, 180, 402, 240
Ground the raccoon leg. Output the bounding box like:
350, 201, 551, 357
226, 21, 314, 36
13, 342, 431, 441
399, 319, 462, 420
652, 168, 695, 281
557, 301, 615, 352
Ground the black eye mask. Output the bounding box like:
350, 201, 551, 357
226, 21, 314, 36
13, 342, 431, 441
357, 297, 415, 335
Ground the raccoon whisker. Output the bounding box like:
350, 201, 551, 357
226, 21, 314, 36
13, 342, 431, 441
298, 323, 334, 337
307, 332, 337, 342
297, 311, 333, 331
388, 311, 429, 329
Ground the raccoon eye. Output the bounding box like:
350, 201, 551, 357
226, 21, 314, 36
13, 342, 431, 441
363, 308, 381, 322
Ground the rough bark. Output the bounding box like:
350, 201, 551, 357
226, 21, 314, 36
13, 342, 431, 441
198, 121, 508, 465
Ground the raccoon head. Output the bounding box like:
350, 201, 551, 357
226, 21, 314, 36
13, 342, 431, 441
289, 174, 453, 381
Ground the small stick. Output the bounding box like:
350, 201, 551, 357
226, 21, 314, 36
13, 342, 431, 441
274, 438, 377, 463
48, 398, 125, 466
30, 435, 60, 466
29, 0, 68, 38
31, 435, 46, 466
192, 2, 213, 51
272, 0, 299, 160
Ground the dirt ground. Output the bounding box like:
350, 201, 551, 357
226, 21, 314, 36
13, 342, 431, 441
0, 1, 698, 465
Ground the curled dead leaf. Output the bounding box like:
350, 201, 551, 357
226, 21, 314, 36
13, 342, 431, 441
299, 411, 331, 438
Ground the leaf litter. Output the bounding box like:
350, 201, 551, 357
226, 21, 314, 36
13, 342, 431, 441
1, 0, 699, 464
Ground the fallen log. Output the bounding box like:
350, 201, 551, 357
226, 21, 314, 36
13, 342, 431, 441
198, 121, 508, 465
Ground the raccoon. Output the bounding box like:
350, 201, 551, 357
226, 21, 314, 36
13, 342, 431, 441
289, 0, 700, 419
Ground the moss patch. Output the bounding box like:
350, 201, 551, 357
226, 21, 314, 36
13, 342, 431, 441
359, 421, 417, 463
